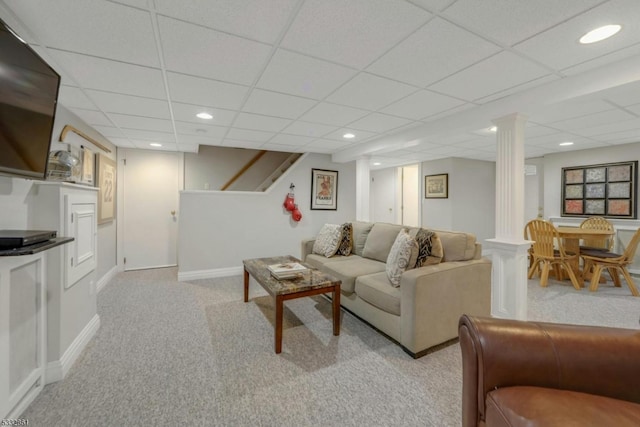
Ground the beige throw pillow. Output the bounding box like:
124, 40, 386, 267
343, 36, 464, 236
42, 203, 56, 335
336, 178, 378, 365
312, 224, 342, 257
386, 229, 419, 287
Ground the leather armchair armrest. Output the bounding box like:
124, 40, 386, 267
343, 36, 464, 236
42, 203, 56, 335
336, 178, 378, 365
459, 315, 640, 427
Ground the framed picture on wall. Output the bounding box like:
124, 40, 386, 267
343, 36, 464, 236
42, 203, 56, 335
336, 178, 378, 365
311, 168, 338, 210
425, 173, 448, 198
96, 154, 117, 224
561, 161, 637, 218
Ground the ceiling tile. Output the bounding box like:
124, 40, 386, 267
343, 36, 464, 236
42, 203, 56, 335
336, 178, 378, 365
166, 72, 249, 110
171, 102, 237, 126
381, 89, 466, 120
561, 44, 640, 76
304, 138, 353, 152
327, 73, 417, 110
221, 139, 264, 150
58, 85, 97, 110
226, 128, 275, 142
408, 0, 456, 12
154, 0, 299, 44
242, 89, 317, 119
570, 116, 640, 137
91, 126, 127, 139
69, 108, 113, 126
280, 121, 337, 138
260, 142, 301, 152
299, 102, 370, 126
514, 0, 640, 71
549, 109, 637, 133
132, 141, 177, 151
322, 128, 377, 142
347, 113, 413, 133
269, 133, 316, 145
367, 18, 501, 87
428, 51, 551, 101
529, 99, 614, 124
443, 0, 602, 46
107, 113, 173, 132
86, 90, 171, 119
120, 129, 175, 142
589, 80, 640, 107
281, 0, 431, 69
49, 50, 166, 99
105, 137, 135, 148
5, 0, 159, 66
174, 121, 227, 138
158, 16, 272, 85
176, 134, 224, 146
233, 113, 291, 132
257, 49, 357, 99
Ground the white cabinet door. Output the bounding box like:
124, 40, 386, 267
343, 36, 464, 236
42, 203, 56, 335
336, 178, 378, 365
65, 196, 97, 288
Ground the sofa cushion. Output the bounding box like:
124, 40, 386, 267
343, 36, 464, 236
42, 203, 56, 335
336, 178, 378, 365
435, 229, 477, 261
386, 229, 418, 287
304, 253, 358, 270
410, 228, 443, 268
312, 224, 342, 257
336, 222, 353, 256
352, 221, 374, 256
320, 257, 386, 293
355, 273, 401, 316
486, 386, 640, 427
362, 223, 404, 262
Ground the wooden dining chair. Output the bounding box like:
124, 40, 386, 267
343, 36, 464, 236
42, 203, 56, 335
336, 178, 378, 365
579, 216, 614, 251
581, 228, 640, 296
579, 216, 619, 285
526, 219, 582, 290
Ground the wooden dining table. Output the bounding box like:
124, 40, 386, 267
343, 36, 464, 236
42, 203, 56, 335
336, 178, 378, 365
556, 226, 615, 283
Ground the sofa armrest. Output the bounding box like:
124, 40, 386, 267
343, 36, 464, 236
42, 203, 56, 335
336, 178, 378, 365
301, 238, 315, 262
458, 315, 640, 427
400, 258, 491, 356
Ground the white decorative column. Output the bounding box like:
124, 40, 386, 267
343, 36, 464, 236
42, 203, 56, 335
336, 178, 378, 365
356, 157, 370, 222
485, 113, 531, 320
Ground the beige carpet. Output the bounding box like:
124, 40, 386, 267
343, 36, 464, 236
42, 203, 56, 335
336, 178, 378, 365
20, 268, 640, 426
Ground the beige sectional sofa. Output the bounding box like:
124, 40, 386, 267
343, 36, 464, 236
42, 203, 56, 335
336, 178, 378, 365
301, 221, 491, 358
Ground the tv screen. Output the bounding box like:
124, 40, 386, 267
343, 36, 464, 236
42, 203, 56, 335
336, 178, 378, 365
0, 19, 60, 180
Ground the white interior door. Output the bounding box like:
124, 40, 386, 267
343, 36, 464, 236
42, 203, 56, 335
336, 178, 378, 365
121, 149, 181, 271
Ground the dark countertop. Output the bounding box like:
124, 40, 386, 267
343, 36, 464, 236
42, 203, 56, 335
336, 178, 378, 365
0, 237, 74, 256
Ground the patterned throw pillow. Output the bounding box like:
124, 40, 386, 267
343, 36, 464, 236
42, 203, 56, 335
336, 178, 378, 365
312, 224, 342, 257
386, 229, 419, 287
414, 229, 443, 268
336, 222, 353, 256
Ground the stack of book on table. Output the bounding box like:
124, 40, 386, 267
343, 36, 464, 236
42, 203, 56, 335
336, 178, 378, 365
267, 262, 309, 280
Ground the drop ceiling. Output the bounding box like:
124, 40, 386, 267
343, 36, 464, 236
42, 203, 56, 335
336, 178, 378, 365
2, 0, 640, 169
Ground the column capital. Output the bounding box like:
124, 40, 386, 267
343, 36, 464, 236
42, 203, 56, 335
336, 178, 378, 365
492, 112, 529, 127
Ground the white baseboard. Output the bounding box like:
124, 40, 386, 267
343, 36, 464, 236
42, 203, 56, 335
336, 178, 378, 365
45, 314, 101, 384
178, 266, 243, 281
96, 265, 118, 293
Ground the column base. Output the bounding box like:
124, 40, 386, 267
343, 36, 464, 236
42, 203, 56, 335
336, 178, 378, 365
484, 238, 532, 320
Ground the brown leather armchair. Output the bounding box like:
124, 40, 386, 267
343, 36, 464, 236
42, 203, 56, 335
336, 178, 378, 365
459, 315, 640, 427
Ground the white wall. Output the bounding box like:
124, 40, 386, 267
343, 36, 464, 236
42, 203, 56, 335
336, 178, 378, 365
178, 153, 356, 275
525, 157, 544, 223
422, 158, 454, 230
543, 142, 640, 219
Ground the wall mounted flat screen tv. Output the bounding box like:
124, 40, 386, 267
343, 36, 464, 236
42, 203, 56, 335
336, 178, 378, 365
0, 18, 60, 180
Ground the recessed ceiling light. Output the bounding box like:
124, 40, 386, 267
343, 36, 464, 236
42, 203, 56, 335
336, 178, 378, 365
373, 162, 381, 166
579, 24, 621, 44
150, 143, 162, 147
559, 141, 574, 146
196, 112, 213, 119
343, 133, 355, 139
489, 126, 497, 132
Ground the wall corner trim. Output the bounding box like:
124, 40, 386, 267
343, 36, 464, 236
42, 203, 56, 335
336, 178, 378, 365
96, 266, 118, 293
177, 266, 243, 282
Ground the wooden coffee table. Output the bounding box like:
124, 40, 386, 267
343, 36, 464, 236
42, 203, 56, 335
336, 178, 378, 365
243, 255, 341, 354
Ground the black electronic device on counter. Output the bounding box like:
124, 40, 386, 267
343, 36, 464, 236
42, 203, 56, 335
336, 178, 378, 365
0, 229, 58, 249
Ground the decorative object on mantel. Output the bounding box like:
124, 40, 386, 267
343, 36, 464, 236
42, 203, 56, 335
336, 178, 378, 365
562, 161, 637, 219
96, 154, 117, 224
425, 173, 448, 198
311, 168, 338, 210
47, 148, 80, 181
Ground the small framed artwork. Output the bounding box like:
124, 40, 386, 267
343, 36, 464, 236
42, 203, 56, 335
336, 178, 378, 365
96, 154, 117, 224
561, 161, 637, 218
425, 173, 448, 198
311, 168, 338, 210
